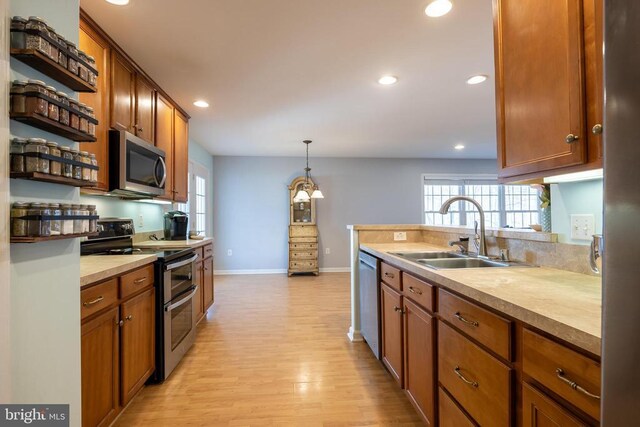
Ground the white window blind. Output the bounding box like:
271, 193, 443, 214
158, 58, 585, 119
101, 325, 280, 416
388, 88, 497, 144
423, 176, 540, 229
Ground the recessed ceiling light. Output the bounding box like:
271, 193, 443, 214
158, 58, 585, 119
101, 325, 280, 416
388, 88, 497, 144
466, 74, 488, 85
193, 100, 209, 108
105, 0, 130, 5
378, 75, 398, 85
425, 0, 453, 17
454, 144, 465, 150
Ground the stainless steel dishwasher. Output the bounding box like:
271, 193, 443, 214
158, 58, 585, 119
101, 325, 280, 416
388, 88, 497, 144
359, 251, 381, 359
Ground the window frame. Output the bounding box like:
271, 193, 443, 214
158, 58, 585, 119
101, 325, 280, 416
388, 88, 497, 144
175, 160, 210, 236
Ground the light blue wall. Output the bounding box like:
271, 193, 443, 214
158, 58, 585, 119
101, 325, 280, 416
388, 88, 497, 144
551, 179, 604, 245
80, 196, 166, 232
212, 156, 497, 271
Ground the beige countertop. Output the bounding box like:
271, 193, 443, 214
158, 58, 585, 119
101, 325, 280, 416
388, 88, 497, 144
80, 254, 158, 288
361, 242, 602, 356
134, 237, 213, 249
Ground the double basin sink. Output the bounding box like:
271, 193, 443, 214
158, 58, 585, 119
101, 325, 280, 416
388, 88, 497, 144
390, 251, 530, 269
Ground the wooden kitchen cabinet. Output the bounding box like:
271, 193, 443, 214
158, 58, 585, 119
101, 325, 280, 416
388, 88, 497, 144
193, 258, 204, 323
120, 288, 155, 405
403, 298, 435, 425
79, 21, 111, 192
81, 307, 119, 427
173, 109, 189, 203
523, 382, 587, 427
155, 93, 175, 200
381, 282, 403, 386
203, 255, 215, 310
134, 75, 156, 144
110, 51, 135, 133
493, 0, 603, 180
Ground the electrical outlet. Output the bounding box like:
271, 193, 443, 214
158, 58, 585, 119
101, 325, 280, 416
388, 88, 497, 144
227, 249, 232, 256
394, 232, 407, 241
325, 248, 330, 255
138, 214, 144, 228
570, 214, 595, 240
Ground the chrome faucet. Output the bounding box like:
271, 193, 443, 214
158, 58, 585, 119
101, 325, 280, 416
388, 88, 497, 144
439, 196, 488, 258
449, 237, 469, 254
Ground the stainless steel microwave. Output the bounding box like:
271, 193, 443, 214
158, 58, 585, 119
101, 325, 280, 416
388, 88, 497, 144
109, 130, 167, 197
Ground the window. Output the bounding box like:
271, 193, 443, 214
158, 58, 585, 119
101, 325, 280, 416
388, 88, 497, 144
423, 175, 540, 229
176, 161, 210, 236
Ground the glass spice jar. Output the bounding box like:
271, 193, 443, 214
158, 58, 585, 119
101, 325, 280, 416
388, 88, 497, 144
72, 204, 83, 234
46, 25, 59, 61
11, 202, 30, 237
80, 151, 92, 181
89, 153, 98, 183
25, 138, 49, 173
10, 16, 27, 49
60, 146, 73, 178
69, 99, 80, 130
48, 203, 62, 236
71, 149, 83, 180
57, 91, 70, 126
79, 103, 89, 134
88, 205, 98, 233
10, 137, 29, 173
25, 17, 49, 56
86, 106, 96, 137
58, 38, 68, 69
27, 202, 51, 237
25, 80, 48, 117
79, 205, 90, 233
67, 41, 79, 75
46, 86, 59, 122
87, 55, 97, 86
47, 141, 61, 176
10, 80, 27, 113
78, 52, 89, 82
61, 204, 74, 235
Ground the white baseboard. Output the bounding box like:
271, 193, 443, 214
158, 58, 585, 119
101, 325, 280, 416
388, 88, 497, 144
214, 267, 351, 276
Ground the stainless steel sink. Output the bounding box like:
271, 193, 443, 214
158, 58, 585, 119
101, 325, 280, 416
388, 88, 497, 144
417, 257, 510, 269
390, 251, 465, 260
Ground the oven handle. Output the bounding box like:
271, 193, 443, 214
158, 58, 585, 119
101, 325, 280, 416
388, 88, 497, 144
165, 254, 198, 271
165, 285, 198, 312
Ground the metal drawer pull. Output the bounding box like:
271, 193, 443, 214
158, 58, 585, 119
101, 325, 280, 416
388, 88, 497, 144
133, 278, 147, 285
83, 296, 104, 307
384, 272, 395, 279
454, 366, 478, 388
555, 368, 600, 400
408, 286, 422, 295
125, 315, 133, 321
394, 306, 405, 314
565, 133, 579, 144
454, 312, 479, 327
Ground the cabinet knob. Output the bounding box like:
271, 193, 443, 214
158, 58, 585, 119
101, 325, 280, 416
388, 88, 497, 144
117, 320, 124, 327
394, 306, 405, 314
592, 124, 603, 135
125, 315, 133, 321
565, 134, 580, 144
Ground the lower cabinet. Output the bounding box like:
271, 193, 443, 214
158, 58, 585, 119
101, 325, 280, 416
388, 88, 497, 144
81, 265, 156, 427
438, 387, 476, 427
403, 298, 435, 425
81, 307, 120, 427
203, 255, 214, 309
194, 249, 214, 324
193, 258, 204, 323
522, 382, 587, 427
381, 282, 403, 386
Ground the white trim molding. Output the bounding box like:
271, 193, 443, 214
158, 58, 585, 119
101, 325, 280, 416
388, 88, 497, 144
214, 268, 351, 275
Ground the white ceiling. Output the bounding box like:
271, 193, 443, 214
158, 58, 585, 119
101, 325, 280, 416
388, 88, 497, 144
80, 0, 497, 159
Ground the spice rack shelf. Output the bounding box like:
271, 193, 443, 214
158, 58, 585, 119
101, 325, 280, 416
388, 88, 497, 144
10, 172, 98, 188
10, 111, 97, 142
10, 49, 96, 93
11, 232, 98, 244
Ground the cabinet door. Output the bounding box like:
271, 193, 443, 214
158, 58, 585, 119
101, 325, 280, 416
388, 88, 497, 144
203, 256, 214, 310
193, 260, 204, 324
494, 0, 586, 178
523, 383, 587, 427
120, 288, 155, 405
81, 307, 119, 427
584, 0, 604, 164
173, 110, 189, 202
155, 93, 174, 199
381, 283, 403, 386
79, 21, 110, 192
134, 74, 155, 144
110, 52, 134, 132
403, 298, 435, 425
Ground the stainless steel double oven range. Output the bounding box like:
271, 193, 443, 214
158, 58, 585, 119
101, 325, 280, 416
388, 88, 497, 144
81, 218, 198, 382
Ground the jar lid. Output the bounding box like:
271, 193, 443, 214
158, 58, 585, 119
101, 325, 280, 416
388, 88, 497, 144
60, 146, 71, 152
69, 99, 80, 105
12, 80, 27, 86
60, 203, 73, 208
87, 55, 96, 62
89, 153, 96, 158
48, 203, 61, 208
29, 202, 45, 208
27, 137, 47, 144
46, 141, 59, 148
13, 202, 30, 208
86, 106, 94, 112
45, 85, 56, 91
79, 204, 88, 208
67, 41, 77, 48
88, 205, 96, 209
56, 91, 69, 98
80, 151, 89, 156
27, 79, 46, 86
78, 102, 87, 107
27, 16, 46, 23
12, 16, 27, 22
11, 137, 28, 144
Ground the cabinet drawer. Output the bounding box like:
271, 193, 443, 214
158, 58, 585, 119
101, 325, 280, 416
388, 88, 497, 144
522, 382, 587, 427
290, 242, 318, 250
289, 260, 317, 270
522, 329, 601, 420
289, 225, 317, 237
202, 243, 213, 258
120, 264, 154, 299
403, 274, 434, 312
438, 322, 511, 427
439, 289, 512, 360
438, 388, 476, 427
81, 278, 118, 320
195, 246, 204, 261
290, 250, 318, 260
380, 262, 401, 291
289, 237, 317, 244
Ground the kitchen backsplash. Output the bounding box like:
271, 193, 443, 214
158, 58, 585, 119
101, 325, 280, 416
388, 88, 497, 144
80, 195, 168, 232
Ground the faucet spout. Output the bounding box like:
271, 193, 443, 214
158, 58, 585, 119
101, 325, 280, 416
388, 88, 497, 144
439, 196, 488, 257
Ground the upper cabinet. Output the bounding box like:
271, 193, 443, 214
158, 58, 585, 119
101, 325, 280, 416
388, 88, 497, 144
79, 10, 189, 196
493, 0, 603, 181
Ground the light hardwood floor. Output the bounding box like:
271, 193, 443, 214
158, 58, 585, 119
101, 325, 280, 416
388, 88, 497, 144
114, 273, 423, 426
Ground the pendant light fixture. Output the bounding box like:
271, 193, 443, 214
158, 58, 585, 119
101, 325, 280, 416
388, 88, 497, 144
293, 140, 324, 202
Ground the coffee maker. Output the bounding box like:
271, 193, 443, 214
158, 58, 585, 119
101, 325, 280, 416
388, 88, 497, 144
163, 211, 188, 240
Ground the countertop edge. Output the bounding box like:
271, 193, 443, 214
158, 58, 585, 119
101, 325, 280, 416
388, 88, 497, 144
80, 254, 158, 288
360, 244, 601, 356
348, 224, 557, 242
133, 237, 214, 249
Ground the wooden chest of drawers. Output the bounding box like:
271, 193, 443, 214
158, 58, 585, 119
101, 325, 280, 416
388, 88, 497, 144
288, 225, 319, 276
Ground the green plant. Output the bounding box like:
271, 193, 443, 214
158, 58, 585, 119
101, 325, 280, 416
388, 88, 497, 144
531, 184, 551, 209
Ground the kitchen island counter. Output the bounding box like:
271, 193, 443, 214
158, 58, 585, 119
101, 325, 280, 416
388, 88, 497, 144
134, 237, 213, 250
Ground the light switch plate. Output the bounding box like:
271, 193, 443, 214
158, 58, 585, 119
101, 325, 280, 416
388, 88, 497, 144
570, 214, 595, 240
394, 232, 407, 241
